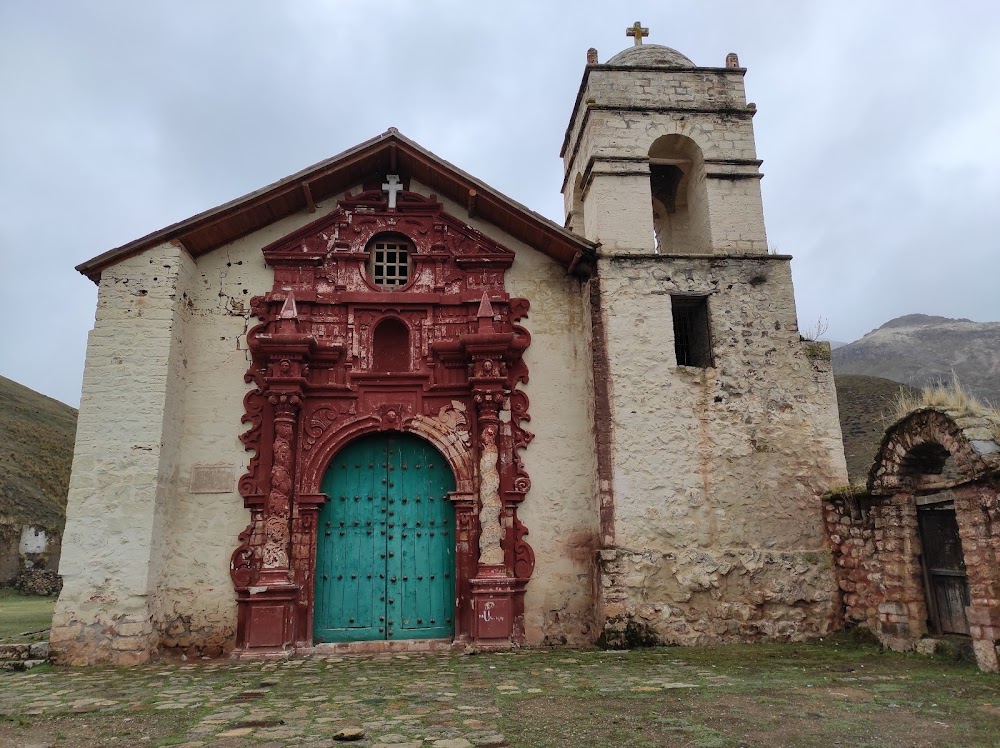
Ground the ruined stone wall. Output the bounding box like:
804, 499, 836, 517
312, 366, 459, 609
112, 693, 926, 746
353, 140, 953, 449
823, 492, 890, 633
595, 254, 848, 646
957, 483, 1000, 670
825, 483, 1000, 671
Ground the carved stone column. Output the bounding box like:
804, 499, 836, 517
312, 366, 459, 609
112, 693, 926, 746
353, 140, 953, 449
233, 291, 314, 656
233, 391, 301, 656
258, 393, 299, 582
475, 388, 506, 568
463, 295, 519, 644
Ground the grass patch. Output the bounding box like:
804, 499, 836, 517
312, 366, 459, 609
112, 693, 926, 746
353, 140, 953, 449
0, 588, 55, 641
893, 371, 999, 422
0, 374, 77, 531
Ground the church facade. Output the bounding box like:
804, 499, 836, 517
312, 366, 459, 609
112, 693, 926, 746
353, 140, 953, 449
52, 31, 847, 665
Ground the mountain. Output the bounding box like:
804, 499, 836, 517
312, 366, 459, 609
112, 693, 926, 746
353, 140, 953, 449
0, 376, 77, 530
834, 375, 918, 485
833, 315, 1000, 405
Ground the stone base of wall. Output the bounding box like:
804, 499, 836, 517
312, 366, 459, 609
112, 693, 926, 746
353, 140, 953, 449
49, 610, 238, 665
160, 615, 235, 659
597, 547, 835, 647
49, 612, 159, 667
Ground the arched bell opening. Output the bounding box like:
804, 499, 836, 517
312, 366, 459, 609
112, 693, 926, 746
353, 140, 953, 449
648, 133, 710, 254
313, 431, 457, 643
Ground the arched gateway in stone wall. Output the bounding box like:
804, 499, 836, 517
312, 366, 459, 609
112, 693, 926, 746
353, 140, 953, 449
824, 406, 1000, 672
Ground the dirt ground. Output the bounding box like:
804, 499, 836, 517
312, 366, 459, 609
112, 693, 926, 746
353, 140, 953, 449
2, 637, 999, 747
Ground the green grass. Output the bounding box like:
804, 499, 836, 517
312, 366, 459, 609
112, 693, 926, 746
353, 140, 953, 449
0, 589, 55, 641
0, 374, 77, 530
835, 374, 919, 484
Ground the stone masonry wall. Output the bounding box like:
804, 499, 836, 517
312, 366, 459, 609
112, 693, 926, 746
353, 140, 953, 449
823, 492, 882, 633
825, 481, 1000, 672
563, 66, 767, 255
596, 254, 848, 646
52, 242, 196, 665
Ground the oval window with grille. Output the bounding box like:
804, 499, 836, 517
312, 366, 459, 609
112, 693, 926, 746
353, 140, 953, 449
367, 235, 413, 289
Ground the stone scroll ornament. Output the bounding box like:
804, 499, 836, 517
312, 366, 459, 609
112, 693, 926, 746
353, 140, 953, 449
230, 524, 259, 588
478, 422, 505, 565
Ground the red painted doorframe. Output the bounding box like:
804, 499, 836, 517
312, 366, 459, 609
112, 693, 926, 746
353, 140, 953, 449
229, 185, 536, 654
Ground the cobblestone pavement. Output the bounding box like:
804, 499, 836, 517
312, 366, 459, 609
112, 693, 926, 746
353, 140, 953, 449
1, 649, 674, 747
2, 644, 1000, 747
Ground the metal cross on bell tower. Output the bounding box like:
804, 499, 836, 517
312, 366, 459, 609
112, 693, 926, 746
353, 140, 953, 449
626, 21, 649, 46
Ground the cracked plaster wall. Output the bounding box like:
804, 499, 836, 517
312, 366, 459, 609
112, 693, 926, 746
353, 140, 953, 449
55, 181, 599, 660
156, 204, 341, 657
596, 255, 848, 645
430, 185, 600, 646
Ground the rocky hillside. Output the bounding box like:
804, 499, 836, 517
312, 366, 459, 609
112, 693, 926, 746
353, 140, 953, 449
0, 375, 76, 530
834, 375, 918, 485
833, 315, 1000, 405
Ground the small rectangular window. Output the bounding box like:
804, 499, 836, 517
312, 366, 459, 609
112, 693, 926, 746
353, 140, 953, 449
671, 295, 713, 368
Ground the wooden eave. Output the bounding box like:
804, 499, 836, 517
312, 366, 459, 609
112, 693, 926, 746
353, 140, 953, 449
76, 129, 597, 283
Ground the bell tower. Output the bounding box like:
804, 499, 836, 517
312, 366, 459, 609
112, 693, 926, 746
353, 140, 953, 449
566, 26, 848, 648
562, 25, 767, 255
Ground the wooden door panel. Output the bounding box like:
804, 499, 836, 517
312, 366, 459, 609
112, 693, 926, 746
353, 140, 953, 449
315, 433, 455, 643
315, 437, 386, 642
389, 435, 455, 640
918, 504, 971, 636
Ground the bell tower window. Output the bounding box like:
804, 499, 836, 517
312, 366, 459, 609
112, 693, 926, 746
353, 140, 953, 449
672, 295, 713, 368
368, 235, 412, 288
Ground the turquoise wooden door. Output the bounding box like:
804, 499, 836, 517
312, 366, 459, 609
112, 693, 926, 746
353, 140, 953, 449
314, 433, 456, 642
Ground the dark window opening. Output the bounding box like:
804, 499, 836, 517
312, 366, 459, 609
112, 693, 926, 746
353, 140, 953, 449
650, 163, 684, 214
902, 442, 950, 476
672, 296, 713, 368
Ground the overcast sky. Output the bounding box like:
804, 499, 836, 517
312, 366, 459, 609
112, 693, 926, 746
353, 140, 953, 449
2, 1, 998, 407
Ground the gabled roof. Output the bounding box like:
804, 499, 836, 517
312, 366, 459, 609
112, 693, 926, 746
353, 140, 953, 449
77, 129, 598, 283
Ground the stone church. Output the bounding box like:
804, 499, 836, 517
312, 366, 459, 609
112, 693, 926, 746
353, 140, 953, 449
52, 27, 848, 665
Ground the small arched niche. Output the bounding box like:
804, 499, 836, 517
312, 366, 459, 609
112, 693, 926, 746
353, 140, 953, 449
648, 134, 710, 253
372, 317, 410, 372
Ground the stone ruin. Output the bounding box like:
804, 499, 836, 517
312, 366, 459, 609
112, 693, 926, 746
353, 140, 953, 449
824, 406, 1000, 671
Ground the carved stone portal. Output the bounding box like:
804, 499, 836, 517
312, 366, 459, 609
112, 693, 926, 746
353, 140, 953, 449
231, 182, 534, 653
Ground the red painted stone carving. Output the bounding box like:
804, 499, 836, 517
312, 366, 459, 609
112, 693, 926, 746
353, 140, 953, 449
231, 184, 535, 651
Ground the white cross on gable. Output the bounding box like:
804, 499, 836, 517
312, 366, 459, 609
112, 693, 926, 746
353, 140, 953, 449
382, 174, 403, 209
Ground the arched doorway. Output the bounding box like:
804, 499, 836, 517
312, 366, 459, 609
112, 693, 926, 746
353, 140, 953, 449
314, 432, 456, 643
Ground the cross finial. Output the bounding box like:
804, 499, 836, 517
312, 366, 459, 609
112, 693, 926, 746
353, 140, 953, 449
626, 21, 649, 46
382, 174, 403, 209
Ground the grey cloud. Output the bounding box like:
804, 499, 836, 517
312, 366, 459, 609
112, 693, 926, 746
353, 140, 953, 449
2, 1, 998, 406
